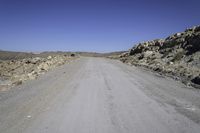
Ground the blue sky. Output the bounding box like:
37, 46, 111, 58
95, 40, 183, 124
0, 0, 200, 53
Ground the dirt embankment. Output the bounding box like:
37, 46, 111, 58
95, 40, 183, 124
0, 55, 77, 91
117, 25, 200, 88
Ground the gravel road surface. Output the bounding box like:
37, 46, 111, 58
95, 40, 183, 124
0, 57, 200, 133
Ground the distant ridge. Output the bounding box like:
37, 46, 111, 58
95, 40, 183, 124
0, 50, 126, 60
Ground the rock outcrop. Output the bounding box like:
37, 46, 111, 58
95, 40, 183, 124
119, 25, 200, 88
0, 55, 76, 91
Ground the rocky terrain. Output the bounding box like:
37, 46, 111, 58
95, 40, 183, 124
118, 25, 200, 88
0, 55, 77, 91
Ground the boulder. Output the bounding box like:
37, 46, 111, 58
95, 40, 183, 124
47, 56, 52, 59
191, 76, 200, 85
39, 63, 49, 71
31, 57, 41, 64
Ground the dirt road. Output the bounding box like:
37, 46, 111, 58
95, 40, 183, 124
0, 57, 200, 133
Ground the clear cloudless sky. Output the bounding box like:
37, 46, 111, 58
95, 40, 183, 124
0, 0, 200, 53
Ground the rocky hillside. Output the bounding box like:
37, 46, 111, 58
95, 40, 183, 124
0, 55, 76, 91
119, 25, 200, 88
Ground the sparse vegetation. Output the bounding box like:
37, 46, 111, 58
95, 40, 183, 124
171, 51, 185, 62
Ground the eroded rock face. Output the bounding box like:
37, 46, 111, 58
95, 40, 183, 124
184, 34, 200, 55
130, 39, 164, 55
0, 55, 76, 90
119, 25, 200, 88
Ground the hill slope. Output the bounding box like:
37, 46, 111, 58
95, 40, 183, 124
119, 25, 200, 88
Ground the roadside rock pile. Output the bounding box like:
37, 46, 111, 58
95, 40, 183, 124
0, 55, 75, 91
119, 25, 200, 88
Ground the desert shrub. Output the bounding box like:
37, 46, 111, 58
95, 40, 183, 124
171, 51, 184, 62
70, 54, 75, 57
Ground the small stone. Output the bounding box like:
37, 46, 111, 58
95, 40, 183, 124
12, 80, 22, 86
27, 115, 32, 118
